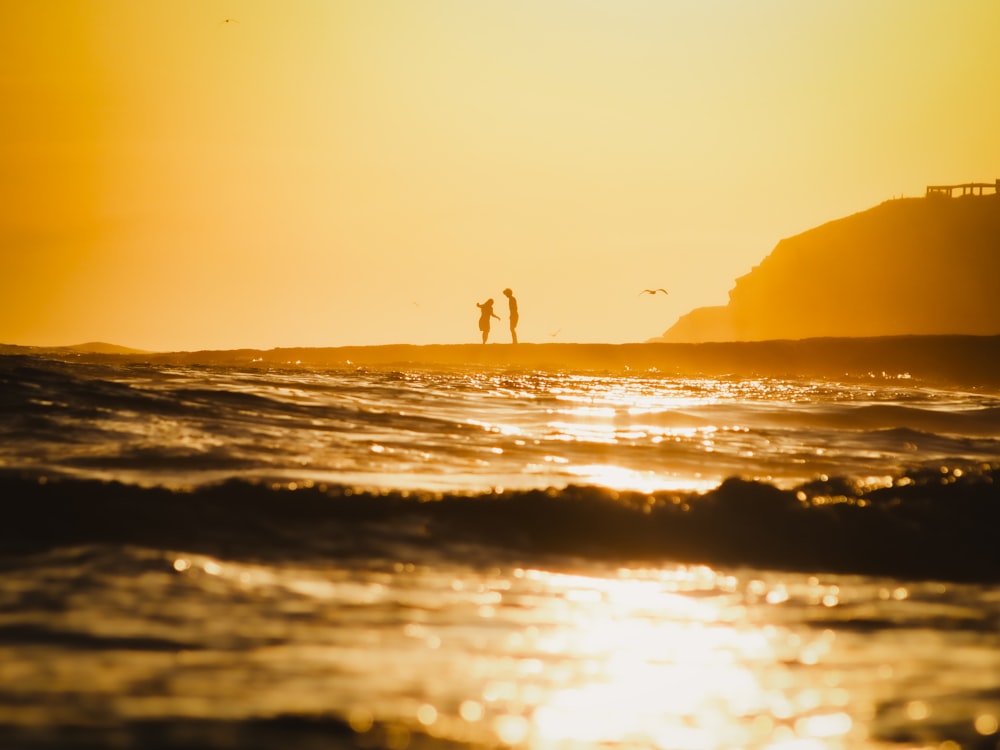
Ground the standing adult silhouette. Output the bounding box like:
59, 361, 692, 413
503, 288, 518, 344
476, 299, 501, 344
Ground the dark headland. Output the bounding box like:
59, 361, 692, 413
659, 182, 1000, 343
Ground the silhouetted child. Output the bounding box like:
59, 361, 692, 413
503, 288, 518, 344
476, 299, 501, 343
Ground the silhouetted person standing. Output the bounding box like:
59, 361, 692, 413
477, 298, 500, 343
503, 288, 518, 344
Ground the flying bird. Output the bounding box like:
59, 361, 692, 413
220, 18, 239, 25
638, 288, 669, 296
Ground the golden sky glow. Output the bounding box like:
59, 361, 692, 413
3, 1, 999, 350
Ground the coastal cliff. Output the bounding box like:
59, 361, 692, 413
659, 192, 1000, 342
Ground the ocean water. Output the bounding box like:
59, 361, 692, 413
1, 351, 999, 749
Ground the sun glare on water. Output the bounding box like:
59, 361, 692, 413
565, 463, 719, 494
534, 378, 743, 492
495, 568, 855, 750
163, 554, 865, 748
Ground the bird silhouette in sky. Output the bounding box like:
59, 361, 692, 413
638, 288, 669, 296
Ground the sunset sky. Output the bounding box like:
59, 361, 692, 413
3, 1, 999, 351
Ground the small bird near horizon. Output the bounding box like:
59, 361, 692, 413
638, 288, 669, 296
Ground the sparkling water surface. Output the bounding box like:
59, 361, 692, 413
1, 357, 999, 749
6, 363, 998, 494
4, 545, 998, 750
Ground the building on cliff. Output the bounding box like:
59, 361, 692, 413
925, 179, 999, 198
659, 183, 1000, 343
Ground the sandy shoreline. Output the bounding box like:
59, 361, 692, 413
6, 334, 1000, 388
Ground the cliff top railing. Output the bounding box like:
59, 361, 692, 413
926, 180, 999, 198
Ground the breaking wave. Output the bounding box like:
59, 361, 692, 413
3, 467, 997, 582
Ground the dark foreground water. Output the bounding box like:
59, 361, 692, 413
1, 351, 998, 749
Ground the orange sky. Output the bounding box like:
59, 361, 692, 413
3, 1, 999, 351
